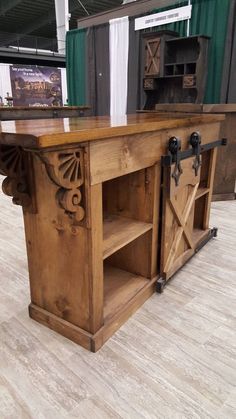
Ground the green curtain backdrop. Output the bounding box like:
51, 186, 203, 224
149, 0, 231, 103
66, 28, 86, 106
66, 0, 231, 106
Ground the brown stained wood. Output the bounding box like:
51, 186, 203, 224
87, 183, 104, 333
195, 187, 210, 200
0, 112, 223, 352
93, 274, 157, 352
103, 265, 150, 322
155, 104, 204, 113
90, 122, 221, 185
29, 304, 93, 351
212, 192, 236, 202
0, 106, 89, 111
103, 214, 152, 260
150, 163, 161, 277
213, 113, 236, 197
1, 182, 236, 415
103, 164, 161, 279
152, 105, 236, 200
0, 114, 224, 149
0, 106, 90, 121
155, 103, 236, 113
203, 148, 218, 230
161, 157, 200, 279
23, 149, 94, 332
145, 38, 161, 76
192, 228, 210, 246
106, 231, 153, 279
102, 167, 156, 223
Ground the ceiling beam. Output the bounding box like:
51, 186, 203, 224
77, 0, 178, 28
0, 1, 80, 48
0, 10, 55, 47
0, 0, 23, 16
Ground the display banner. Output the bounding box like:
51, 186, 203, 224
135, 5, 192, 31
10, 65, 62, 106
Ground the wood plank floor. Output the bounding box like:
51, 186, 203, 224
0, 179, 235, 419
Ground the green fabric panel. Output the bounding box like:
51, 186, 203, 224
66, 28, 86, 106
149, 0, 231, 103
189, 0, 230, 103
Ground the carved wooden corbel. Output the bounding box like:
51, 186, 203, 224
0, 144, 32, 208
39, 148, 86, 223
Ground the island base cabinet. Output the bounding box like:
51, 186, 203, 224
23, 154, 161, 352
0, 114, 224, 351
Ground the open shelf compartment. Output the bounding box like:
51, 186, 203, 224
103, 264, 150, 321
103, 214, 152, 259
102, 166, 160, 323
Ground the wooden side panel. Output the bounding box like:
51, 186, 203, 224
213, 113, 236, 196
203, 148, 217, 229
24, 148, 103, 334
87, 183, 104, 333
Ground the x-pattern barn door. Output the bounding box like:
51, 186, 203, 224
145, 38, 161, 76
161, 156, 200, 281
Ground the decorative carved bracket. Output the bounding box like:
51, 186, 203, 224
0, 145, 32, 208
39, 148, 85, 223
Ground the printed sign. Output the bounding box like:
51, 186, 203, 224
135, 5, 192, 31
10, 65, 62, 106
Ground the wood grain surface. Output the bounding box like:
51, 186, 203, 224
0, 175, 235, 418
0, 113, 224, 149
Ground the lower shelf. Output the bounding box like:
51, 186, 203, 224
104, 265, 150, 321
192, 228, 210, 246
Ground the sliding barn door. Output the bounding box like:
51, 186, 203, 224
161, 156, 200, 280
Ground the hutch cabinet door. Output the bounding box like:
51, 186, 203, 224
145, 37, 161, 77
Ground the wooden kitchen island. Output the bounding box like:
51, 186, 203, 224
0, 113, 225, 351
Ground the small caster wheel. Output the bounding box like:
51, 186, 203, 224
212, 227, 218, 237
156, 278, 166, 294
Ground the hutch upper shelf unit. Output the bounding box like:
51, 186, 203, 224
0, 113, 224, 351
143, 34, 209, 108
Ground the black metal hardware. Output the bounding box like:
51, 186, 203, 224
162, 138, 227, 167
156, 277, 166, 293
195, 227, 218, 253
190, 131, 202, 176
168, 137, 183, 186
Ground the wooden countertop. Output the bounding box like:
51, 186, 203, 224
0, 113, 224, 150
0, 106, 90, 111
154, 103, 236, 113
